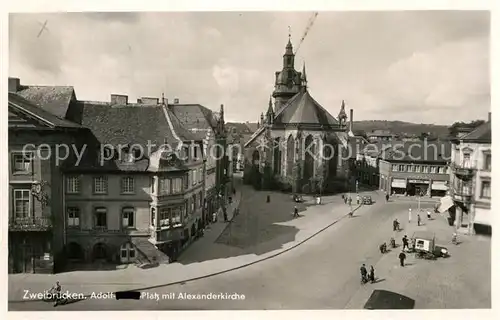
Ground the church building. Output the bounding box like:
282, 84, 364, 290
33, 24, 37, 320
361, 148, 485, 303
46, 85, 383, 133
244, 37, 353, 194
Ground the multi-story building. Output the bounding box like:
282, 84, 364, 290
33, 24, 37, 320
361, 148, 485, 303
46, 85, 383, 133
60, 95, 206, 265
379, 141, 451, 197
8, 87, 82, 273
367, 129, 397, 143
168, 101, 225, 224
355, 141, 393, 188
448, 114, 491, 235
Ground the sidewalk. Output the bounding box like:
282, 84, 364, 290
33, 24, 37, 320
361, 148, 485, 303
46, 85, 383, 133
9, 188, 366, 303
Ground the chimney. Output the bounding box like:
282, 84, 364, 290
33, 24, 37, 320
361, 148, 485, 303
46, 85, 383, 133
8, 77, 20, 92
488, 112, 491, 123
110, 94, 128, 105
140, 97, 160, 105
174, 98, 179, 104
349, 109, 354, 132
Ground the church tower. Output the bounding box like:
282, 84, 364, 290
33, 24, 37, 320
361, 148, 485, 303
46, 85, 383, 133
272, 35, 303, 113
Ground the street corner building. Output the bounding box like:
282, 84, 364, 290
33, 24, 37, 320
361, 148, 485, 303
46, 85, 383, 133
8, 77, 232, 273
441, 116, 492, 235
243, 37, 354, 194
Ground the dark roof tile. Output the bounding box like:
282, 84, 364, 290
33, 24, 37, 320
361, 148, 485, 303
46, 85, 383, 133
16, 85, 75, 119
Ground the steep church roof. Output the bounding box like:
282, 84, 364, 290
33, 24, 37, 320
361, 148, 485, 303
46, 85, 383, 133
274, 89, 339, 126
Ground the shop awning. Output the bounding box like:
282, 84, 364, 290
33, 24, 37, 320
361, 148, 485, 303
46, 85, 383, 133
474, 207, 491, 225
432, 181, 449, 191
438, 195, 454, 213
391, 179, 407, 188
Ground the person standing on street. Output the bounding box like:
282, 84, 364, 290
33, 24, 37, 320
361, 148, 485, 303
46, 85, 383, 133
293, 206, 299, 218
356, 194, 360, 205
408, 207, 412, 224
399, 251, 407, 267
402, 235, 409, 251
348, 197, 352, 206
385, 192, 389, 202
427, 210, 431, 220
369, 265, 375, 283
417, 214, 421, 226
360, 264, 368, 283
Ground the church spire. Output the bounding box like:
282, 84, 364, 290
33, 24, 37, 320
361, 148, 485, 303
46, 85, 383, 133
301, 61, 308, 89
338, 100, 348, 127
266, 96, 274, 125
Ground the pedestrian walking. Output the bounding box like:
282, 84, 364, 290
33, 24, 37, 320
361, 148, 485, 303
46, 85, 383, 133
402, 235, 409, 251
360, 264, 368, 283
293, 205, 299, 218
399, 251, 407, 267
408, 208, 412, 223
344, 196, 348, 204
223, 207, 228, 222
417, 214, 421, 226
369, 266, 375, 283
356, 194, 360, 205
348, 197, 352, 206
385, 192, 389, 202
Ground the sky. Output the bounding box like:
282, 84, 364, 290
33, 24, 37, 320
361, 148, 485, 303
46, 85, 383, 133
9, 11, 490, 125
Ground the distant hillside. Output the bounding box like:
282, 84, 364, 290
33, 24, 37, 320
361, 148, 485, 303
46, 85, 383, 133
352, 120, 450, 137
227, 120, 450, 137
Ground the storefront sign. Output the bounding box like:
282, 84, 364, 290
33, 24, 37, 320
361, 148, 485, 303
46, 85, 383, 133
408, 179, 430, 184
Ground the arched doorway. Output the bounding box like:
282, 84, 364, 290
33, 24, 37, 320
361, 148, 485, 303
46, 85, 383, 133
286, 135, 295, 176
67, 242, 84, 261
119, 242, 136, 264
92, 243, 107, 261
303, 135, 315, 182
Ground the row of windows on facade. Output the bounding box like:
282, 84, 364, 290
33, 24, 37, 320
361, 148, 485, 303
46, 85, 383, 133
13, 187, 204, 226
391, 164, 448, 174
65, 168, 204, 195
100, 144, 204, 163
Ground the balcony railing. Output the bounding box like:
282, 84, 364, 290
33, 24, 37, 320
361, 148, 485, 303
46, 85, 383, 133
452, 162, 476, 177
9, 217, 52, 231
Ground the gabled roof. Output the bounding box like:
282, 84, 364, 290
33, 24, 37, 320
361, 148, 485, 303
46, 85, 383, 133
8, 92, 82, 129
78, 101, 198, 149
274, 89, 339, 126
168, 104, 217, 140
460, 121, 491, 142
16, 85, 75, 119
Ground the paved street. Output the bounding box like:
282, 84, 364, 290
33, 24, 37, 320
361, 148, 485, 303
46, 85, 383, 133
9, 190, 490, 310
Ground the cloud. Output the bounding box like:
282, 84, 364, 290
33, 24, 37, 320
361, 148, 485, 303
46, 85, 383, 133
8, 11, 490, 125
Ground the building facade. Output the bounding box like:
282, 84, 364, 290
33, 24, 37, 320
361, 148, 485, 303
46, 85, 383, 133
8, 89, 82, 273
378, 141, 451, 197
244, 38, 351, 194
449, 115, 491, 235
168, 102, 229, 224
61, 95, 206, 265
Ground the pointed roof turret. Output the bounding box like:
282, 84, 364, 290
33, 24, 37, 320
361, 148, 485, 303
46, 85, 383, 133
338, 100, 348, 125
267, 96, 274, 115
301, 61, 308, 88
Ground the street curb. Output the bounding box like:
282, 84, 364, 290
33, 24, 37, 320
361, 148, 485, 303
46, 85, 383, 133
9, 203, 363, 304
